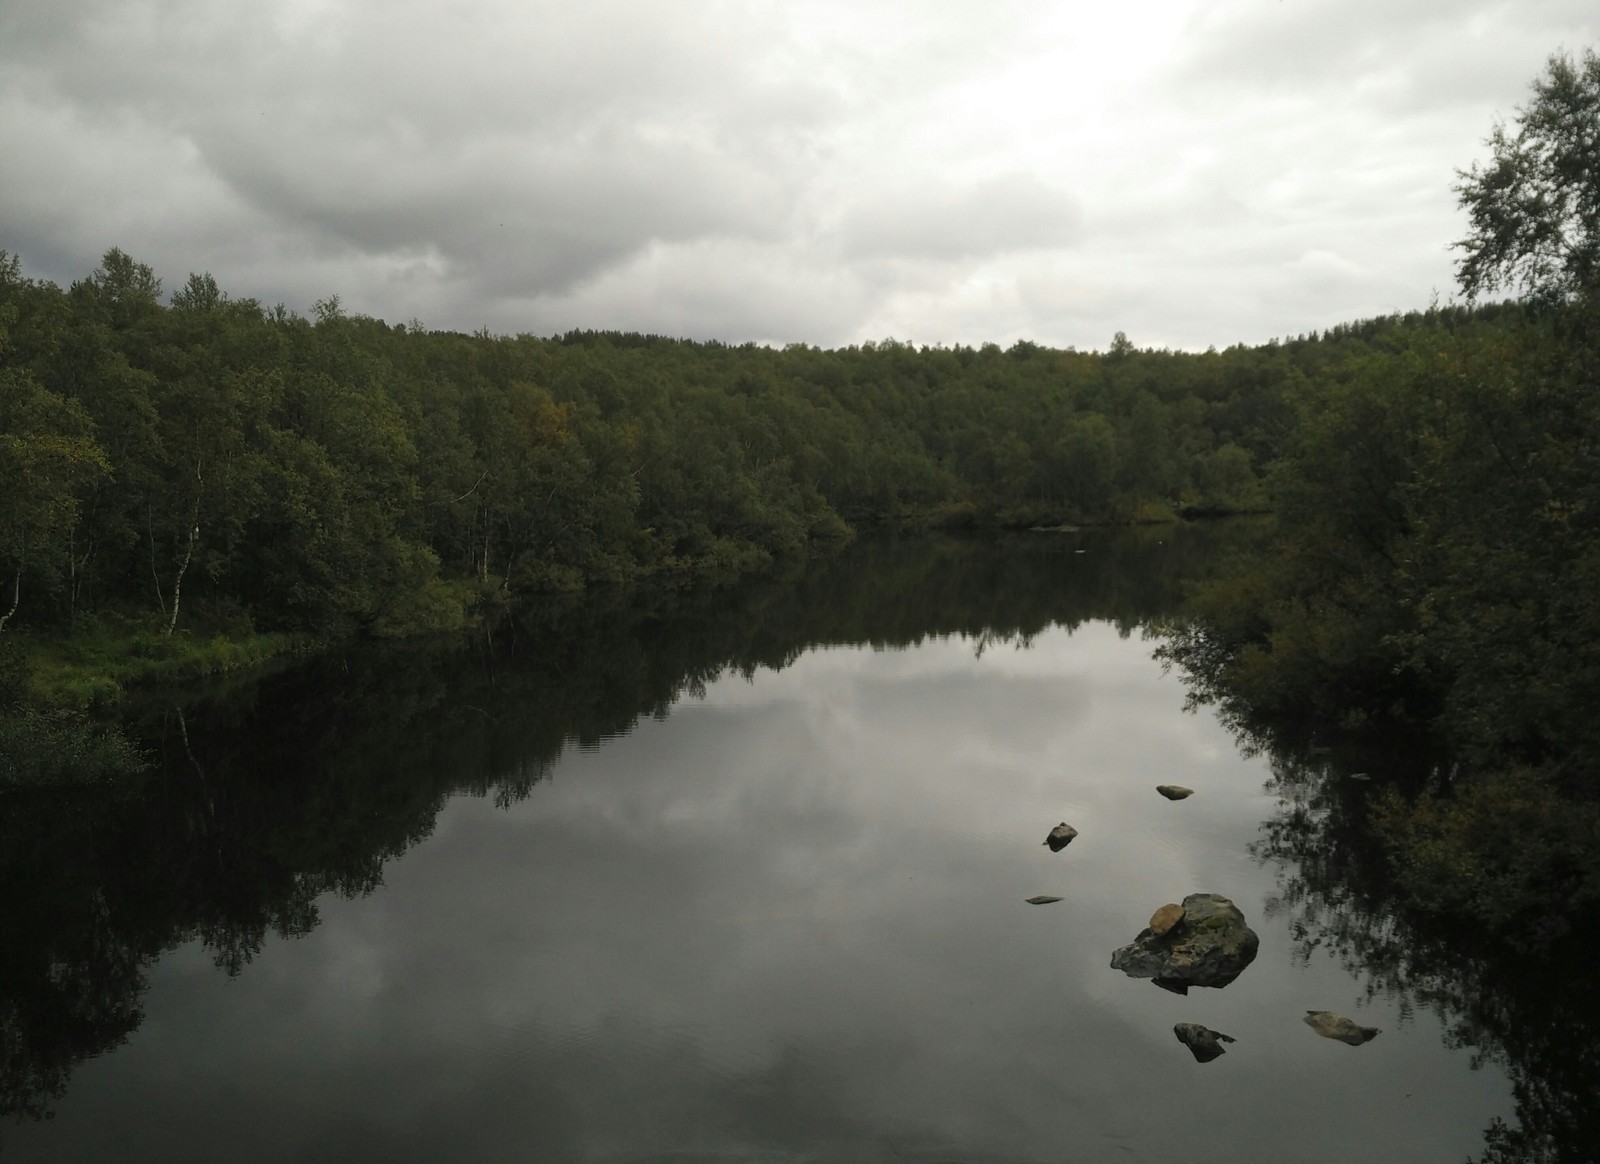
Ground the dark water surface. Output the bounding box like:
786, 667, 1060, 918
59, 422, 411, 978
1, 529, 1528, 1161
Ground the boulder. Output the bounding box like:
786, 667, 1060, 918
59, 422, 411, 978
1109, 892, 1259, 990
1043, 822, 1078, 852
1156, 784, 1194, 800
1149, 903, 1185, 935
1025, 895, 1063, 905
1303, 1011, 1380, 1046
1173, 1023, 1236, 1063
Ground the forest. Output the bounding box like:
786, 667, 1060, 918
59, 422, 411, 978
0, 246, 1532, 649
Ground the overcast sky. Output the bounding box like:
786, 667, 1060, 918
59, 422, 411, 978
2, 1, 1596, 350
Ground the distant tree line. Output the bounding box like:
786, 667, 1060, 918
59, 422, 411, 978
0, 244, 1536, 645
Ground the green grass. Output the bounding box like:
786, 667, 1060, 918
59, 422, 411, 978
23, 615, 320, 709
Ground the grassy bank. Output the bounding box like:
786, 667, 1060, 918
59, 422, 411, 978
21, 616, 322, 710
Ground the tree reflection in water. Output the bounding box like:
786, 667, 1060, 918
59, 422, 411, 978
1245, 736, 1600, 1162
0, 524, 1252, 1127
14, 520, 1592, 1160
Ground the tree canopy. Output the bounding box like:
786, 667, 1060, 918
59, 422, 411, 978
1455, 48, 1600, 303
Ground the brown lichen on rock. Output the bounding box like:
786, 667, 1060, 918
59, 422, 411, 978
1303, 1011, 1381, 1046
1149, 903, 1185, 935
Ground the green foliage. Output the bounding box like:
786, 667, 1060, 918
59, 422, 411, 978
3, 244, 1331, 670
22, 615, 311, 707
3, 244, 1561, 716
0, 635, 145, 786
0, 310, 109, 629
1456, 48, 1600, 303
0, 706, 147, 786
1157, 56, 1600, 1034
1372, 769, 1600, 941
1164, 305, 1600, 772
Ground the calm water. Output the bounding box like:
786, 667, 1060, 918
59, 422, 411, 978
0, 529, 1533, 1161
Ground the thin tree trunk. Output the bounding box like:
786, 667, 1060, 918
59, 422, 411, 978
0, 565, 20, 633
166, 520, 198, 636
481, 502, 491, 584
149, 504, 167, 617
165, 464, 205, 637
69, 524, 94, 633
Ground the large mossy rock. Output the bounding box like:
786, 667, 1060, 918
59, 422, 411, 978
1109, 892, 1260, 990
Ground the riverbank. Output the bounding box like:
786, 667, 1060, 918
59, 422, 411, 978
16, 511, 1276, 712
19, 617, 323, 710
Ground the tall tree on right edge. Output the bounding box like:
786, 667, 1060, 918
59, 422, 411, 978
1455, 48, 1600, 305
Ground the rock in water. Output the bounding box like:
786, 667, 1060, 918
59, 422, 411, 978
1156, 784, 1194, 800
1043, 822, 1079, 852
1149, 903, 1185, 935
1025, 895, 1063, 905
1303, 1011, 1381, 1046
1109, 892, 1260, 990
1173, 1023, 1236, 1063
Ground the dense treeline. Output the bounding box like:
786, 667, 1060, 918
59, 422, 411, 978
1162, 300, 1600, 943
1161, 50, 1600, 987
0, 244, 1534, 649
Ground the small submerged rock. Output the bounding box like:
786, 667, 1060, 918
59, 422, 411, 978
1109, 892, 1260, 990
1043, 822, 1079, 852
1173, 1023, 1236, 1063
1149, 903, 1185, 935
1303, 1011, 1381, 1046
1156, 784, 1194, 800
1025, 895, 1064, 905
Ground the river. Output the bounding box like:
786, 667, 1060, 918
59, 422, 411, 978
0, 527, 1538, 1161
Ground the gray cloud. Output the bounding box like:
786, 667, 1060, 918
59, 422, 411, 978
1, 0, 1596, 346
832, 173, 1084, 262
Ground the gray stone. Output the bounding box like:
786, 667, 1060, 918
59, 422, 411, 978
1173, 1023, 1236, 1063
1156, 784, 1194, 800
1109, 892, 1260, 990
1025, 895, 1063, 905
1043, 822, 1078, 852
1303, 1011, 1381, 1046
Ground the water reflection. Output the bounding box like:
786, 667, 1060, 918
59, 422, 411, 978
0, 522, 1552, 1161
1247, 748, 1600, 1163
